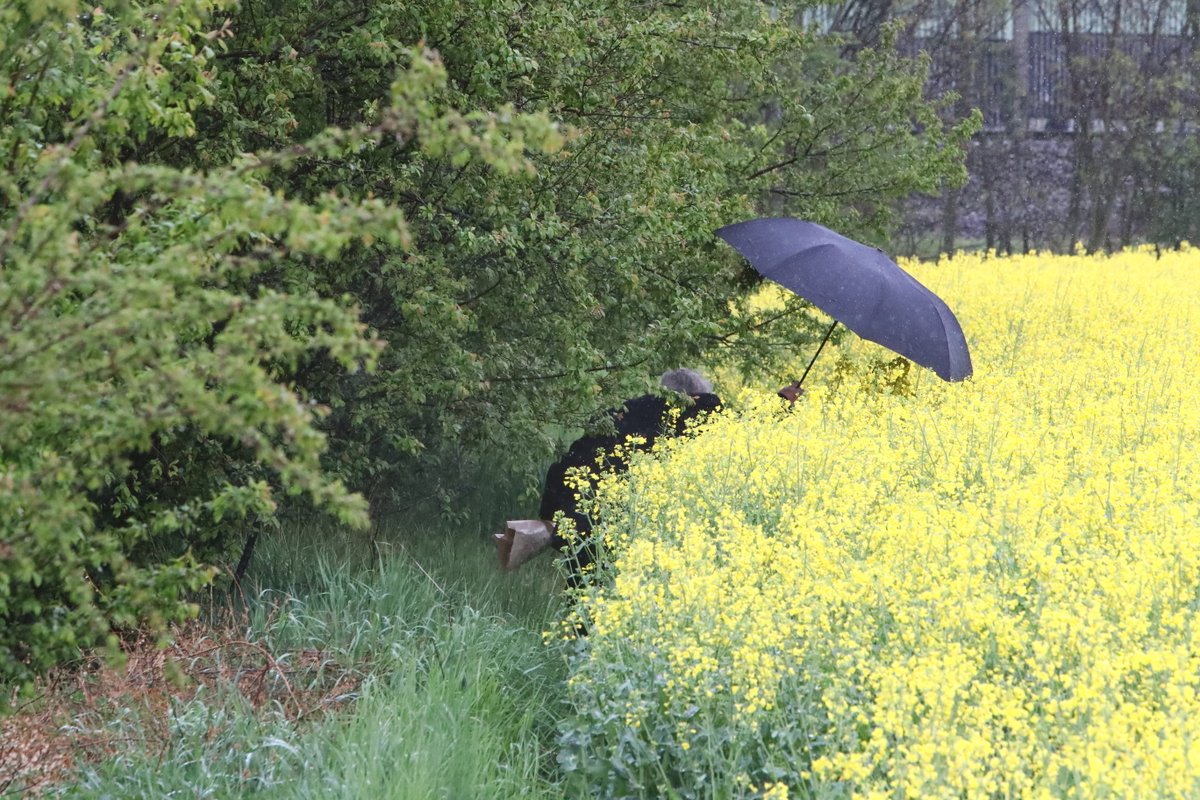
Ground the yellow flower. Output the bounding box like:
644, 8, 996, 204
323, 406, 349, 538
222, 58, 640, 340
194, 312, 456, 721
567, 246, 1200, 799
761, 782, 789, 799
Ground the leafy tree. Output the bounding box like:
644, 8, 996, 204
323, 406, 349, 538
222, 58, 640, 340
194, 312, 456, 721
863, 0, 1200, 252
184, 0, 976, 507
1051, 0, 1200, 251
0, 0, 558, 693
1, 0, 972, 689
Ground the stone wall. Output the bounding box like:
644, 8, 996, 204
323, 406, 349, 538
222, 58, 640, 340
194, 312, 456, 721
895, 133, 1196, 255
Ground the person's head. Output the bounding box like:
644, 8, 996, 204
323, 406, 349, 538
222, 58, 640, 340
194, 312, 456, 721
660, 368, 713, 397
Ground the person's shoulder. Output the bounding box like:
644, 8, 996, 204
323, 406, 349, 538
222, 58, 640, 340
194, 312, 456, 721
681, 392, 722, 417
613, 394, 667, 436
619, 394, 667, 414
670, 392, 721, 434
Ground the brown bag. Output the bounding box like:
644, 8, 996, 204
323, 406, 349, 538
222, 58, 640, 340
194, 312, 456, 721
493, 519, 554, 570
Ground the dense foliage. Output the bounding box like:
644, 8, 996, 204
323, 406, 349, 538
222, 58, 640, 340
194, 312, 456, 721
0, 0, 559, 692
1, 0, 972, 688
561, 248, 1200, 798
183, 0, 977, 504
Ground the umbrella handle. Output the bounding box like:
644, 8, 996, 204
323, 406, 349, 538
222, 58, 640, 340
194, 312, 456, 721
796, 319, 839, 389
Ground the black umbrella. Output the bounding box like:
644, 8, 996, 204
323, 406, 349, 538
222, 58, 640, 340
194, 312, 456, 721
716, 217, 972, 385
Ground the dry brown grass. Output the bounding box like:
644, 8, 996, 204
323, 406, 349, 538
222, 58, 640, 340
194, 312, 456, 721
1, 617, 361, 797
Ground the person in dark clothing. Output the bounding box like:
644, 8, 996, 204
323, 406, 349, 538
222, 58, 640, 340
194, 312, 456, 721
540, 371, 722, 584
542, 368, 722, 585
494, 369, 721, 584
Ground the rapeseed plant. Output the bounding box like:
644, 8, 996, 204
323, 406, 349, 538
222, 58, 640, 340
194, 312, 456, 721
559, 246, 1200, 799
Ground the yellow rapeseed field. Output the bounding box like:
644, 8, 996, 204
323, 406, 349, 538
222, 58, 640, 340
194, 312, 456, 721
562, 247, 1200, 799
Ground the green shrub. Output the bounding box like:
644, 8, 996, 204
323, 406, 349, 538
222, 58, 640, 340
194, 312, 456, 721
0, 0, 558, 695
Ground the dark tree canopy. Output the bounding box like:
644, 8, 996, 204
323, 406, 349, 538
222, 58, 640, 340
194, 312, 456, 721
191, 0, 976, 503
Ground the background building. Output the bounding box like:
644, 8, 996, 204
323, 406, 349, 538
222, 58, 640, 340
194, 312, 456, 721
801, 0, 1200, 252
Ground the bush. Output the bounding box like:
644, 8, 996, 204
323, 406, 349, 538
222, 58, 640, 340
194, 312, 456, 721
0, 0, 557, 695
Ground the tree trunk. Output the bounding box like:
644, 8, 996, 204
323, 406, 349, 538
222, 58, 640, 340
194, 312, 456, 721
982, 142, 997, 250
233, 530, 260, 586
941, 186, 960, 254
1060, 0, 1087, 250
1009, 0, 1030, 253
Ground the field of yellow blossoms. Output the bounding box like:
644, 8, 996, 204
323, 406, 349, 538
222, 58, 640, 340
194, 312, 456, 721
558, 247, 1200, 799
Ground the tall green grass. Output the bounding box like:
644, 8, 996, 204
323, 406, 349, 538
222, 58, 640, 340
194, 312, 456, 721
59, 513, 569, 799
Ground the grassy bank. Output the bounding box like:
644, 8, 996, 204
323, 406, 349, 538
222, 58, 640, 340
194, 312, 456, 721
6, 515, 568, 798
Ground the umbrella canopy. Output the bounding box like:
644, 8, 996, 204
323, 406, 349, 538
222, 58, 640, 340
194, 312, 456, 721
716, 217, 972, 382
